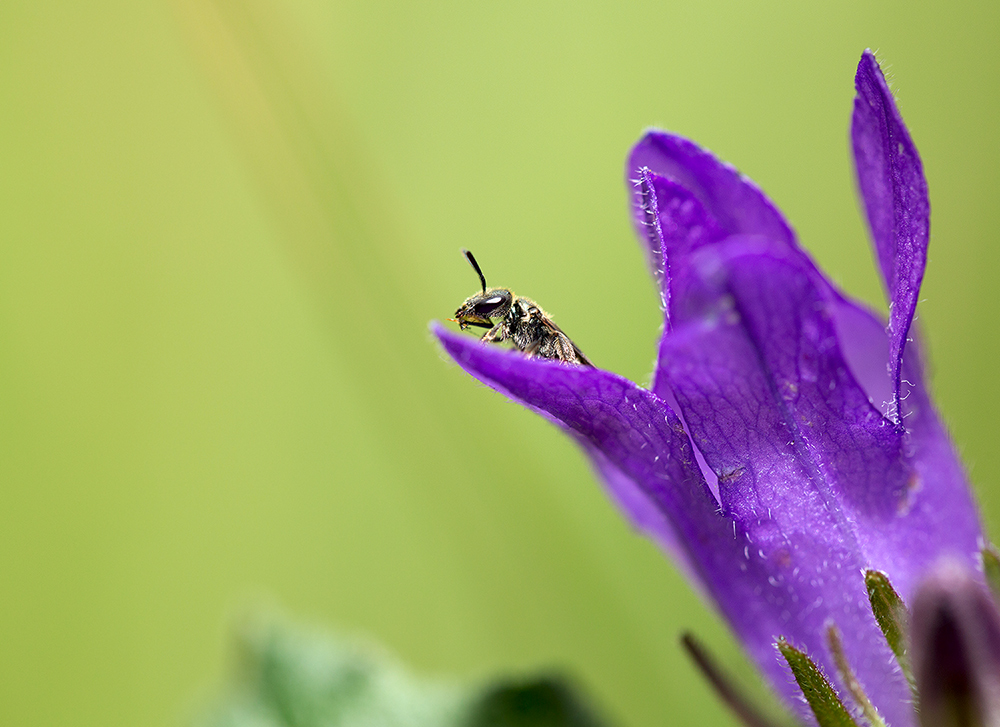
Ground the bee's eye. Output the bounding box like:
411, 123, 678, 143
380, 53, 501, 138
474, 294, 508, 317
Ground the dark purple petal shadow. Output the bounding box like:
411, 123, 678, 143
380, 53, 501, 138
911, 562, 1000, 727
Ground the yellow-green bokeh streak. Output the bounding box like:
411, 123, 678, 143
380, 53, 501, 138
0, 1, 997, 726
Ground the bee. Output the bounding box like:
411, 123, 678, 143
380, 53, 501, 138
451, 249, 592, 366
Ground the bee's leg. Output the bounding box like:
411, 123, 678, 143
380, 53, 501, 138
480, 323, 506, 344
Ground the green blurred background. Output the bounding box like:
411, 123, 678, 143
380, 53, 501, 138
0, 1, 997, 725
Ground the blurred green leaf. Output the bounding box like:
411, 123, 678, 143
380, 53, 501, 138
467, 677, 607, 727
199, 621, 608, 727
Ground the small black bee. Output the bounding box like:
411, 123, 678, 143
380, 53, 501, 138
451, 249, 592, 366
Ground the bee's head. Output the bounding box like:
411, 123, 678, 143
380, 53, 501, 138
451, 249, 513, 330
454, 288, 512, 330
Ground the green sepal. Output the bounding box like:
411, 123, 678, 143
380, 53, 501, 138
825, 625, 886, 727
981, 544, 1000, 606
681, 633, 801, 727
863, 569, 915, 694
776, 638, 859, 727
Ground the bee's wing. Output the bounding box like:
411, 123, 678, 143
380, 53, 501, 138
540, 316, 594, 367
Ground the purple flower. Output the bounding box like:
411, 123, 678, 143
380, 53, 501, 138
434, 51, 983, 725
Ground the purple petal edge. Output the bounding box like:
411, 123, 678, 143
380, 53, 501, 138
852, 50, 930, 425
632, 167, 729, 325
432, 322, 720, 575
627, 130, 798, 299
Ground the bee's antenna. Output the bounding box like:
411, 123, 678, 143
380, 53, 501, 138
462, 249, 487, 294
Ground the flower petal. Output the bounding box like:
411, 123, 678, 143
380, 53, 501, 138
627, 131, 797, 305
829, 296, 982, 600
827, 295, 895, 415
653, 238, 917, 724
435, 324, 909, 724
433, 322, 720, 574
631, 167, 728, 321
652, 226, 981, 599
658, 237, 908, 519
851, 50, 930, 424
888, 356, 984, 599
